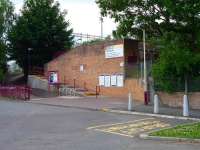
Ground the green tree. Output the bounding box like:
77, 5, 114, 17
8, 0, 74, 79
97, 0, 200, 40
152, 32, 200, 93
97, 0, 200, 93
0, 0, 14, 82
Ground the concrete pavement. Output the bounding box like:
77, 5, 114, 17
29, 96, 200, 119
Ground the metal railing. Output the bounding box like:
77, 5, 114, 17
0, 85, 31, 100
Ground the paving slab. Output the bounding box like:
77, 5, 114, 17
29, 96, 200, 119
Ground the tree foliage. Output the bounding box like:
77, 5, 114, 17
97, 0, 200, 92
97, 0, 200, 41
0, 0, 14, 81
152, 32, 200, 92
8, 0, 74, 77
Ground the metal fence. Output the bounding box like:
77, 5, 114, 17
0, 85, 31, 100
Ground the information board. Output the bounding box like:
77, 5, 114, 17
111, 75, 117, 86
105, 44, 124, 58
49, 71, 58, 84
104, 75, 111, 87
117, 75, 124, 87
99, 75, 105, 86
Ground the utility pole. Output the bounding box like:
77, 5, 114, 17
100, 15, 103, 39
143, 0, 148, 105
27, 48, 32, 84
143, 29, 148, 105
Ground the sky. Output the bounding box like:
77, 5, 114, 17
11, 0, 117, 37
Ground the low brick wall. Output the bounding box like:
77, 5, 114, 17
158, 92, 200, 110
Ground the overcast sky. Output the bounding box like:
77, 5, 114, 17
11, 0, 117, 37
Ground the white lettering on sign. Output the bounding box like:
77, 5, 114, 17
105, 44, 124, 58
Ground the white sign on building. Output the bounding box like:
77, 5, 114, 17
49, 72, 58, 84
105, 44, 124, 58
104, 75, 111, 87
80, 64, 84, 72
99, 75, 105, 86
117, 75, 124, 87
111, 75, 117, 86
98, 74, 124, 87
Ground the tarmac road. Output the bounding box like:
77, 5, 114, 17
0, 100, 199, 150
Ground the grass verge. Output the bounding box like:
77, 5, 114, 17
150, 122, 200, 139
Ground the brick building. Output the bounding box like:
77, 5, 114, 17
46, 39, 147, 101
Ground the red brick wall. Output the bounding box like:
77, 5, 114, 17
158, 92, 200, 110
46, 39, 144, 101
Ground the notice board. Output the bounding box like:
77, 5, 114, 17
105, 44, 124, 58
111, 75, 117, 86
99, 75, 105, 86
49, 71, 58, 84
104, 75, 111, 87
117, 75, 124, 87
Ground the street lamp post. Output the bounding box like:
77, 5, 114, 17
100, 15, 103, 39
143, 0, 148, 105
27, 48, 32, 77
143, 29, 148, 105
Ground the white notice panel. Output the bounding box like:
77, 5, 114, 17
117, 75, 124, 87
104, 75, 111, 87
99, 75, 105, 86
105, 44, 124, 58
111, 75, 117, 86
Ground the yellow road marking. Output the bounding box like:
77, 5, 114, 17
87, 118, 171, 138
87, 117, 154, 130
94, 128, 134, 138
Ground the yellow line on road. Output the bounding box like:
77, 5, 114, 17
94, 129, 134, 138
87, 117, 155, 130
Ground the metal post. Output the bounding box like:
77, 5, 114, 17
143, 30, 148, 105
100, 16, 103, 39
27, 48, 32, 84
27, 48, 32, 75
28, 50, 30, 76
96, 86, 98, 99
183, 95, 189, 117
73, 79, 76, 89
154, 94, 159, 114
128, 93, 133, 111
